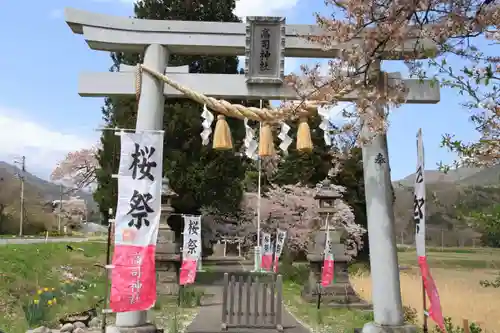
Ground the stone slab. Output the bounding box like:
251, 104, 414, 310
104, 324, 158, 333
361, 322, 417, 333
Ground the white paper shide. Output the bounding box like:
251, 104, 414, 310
201, 104, 214, 146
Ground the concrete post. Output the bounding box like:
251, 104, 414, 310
361, 65, 415, 333
114, 43, 167, 331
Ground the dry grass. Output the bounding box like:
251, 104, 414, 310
351, 268, 500, 332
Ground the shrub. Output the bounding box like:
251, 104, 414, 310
432, 317, 482, 333
179, 286, 204, 307
279, 262, 309, 285
403, 306, 418, 324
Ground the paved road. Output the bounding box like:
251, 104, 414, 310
0, 237, 92, 245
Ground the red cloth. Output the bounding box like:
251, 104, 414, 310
321, 259, 334, 287
110, 245, 156, 312
179, 259, 198, 285
418, 256, 446, 332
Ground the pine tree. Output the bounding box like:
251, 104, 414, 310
271, 114, 333, 186
94, 0, 255, 221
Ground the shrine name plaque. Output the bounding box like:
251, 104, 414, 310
245, 16, 286, 85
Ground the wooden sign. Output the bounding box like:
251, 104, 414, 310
245, 16, 286, 85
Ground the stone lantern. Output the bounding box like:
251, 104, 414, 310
155, 176, 181, 296
302, 179, 369, 309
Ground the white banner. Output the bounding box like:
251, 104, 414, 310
324, 223, 333, 261
182, 215, 202, 260
274, 229, 287, 260
414, 129, 426, 257
114, 132, 164, 247
262, 232, 272, 255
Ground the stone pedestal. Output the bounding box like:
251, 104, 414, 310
213, 243, 225, 257
361, 322, 417, 333
302, 228, 370, 309
156, 224, 180, 296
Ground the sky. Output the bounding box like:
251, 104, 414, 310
0, 0, 482, 182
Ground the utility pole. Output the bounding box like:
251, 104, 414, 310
58, 184, 63, 233
19, 156, 26, 237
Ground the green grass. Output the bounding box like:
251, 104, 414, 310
282, 281, 371, 333
0, 242, 108, 333
397, 248, 500, 269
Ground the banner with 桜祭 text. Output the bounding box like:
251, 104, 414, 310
273, 229, 287, 273
261, 232, 273, 271
110, 131, 164, 312
180, 215, 202, 285
414, 129, 445, 332
321, 221, 334, 287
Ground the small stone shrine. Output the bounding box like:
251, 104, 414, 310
155, 176, 181, 296
302, 179, 370, 309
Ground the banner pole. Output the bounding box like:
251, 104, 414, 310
423, 278, 428, 333
102, 208, 114, 333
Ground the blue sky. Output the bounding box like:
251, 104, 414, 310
0, 0, 480, 181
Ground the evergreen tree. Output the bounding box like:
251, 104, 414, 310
271, 114, 333, 186
94, 0, 255, 223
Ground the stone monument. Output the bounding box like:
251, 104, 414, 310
155, 177, 181, 296
302, 179, 370, 309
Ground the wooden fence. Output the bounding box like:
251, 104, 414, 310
221, 273, 283, 331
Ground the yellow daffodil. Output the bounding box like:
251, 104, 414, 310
47, 300, 53, 306
43, 287, 49, 292
33, 299, 39, 305
37, 289, 43, 295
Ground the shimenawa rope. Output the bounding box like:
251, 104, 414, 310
135, 64, 366, 122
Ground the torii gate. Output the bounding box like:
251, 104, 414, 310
65, 8, 439, 333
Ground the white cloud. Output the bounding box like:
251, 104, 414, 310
234, 0, 299, 18
0, 107, 94, 180
112, 0, 300, 16
49, 9, 63, 19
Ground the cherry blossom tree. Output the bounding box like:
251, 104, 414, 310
285, 0, 499, 167
51, 147, 98, 189
207, 183, 366, 258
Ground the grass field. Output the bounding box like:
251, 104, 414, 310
0, 242, 109, 333
282, 247, 500, 333
0, 242, 199, 333
352, 248, 500, 333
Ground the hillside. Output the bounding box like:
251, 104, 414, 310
0, 161, 97, 234
392, 164, 500, 246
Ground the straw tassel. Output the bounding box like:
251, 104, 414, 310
212, 115, 233, 150
258, 122, 276, 157
296, 117, 313, 152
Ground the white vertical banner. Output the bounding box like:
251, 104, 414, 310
110, 131, 164, 312
261, 232, 273, 270
180, 215, 202, 285
182, 215, 202, 260
272, 229, 287, 272
414, 129, 446, 331
414, 129, 426, 257
114, 132, 163, 246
